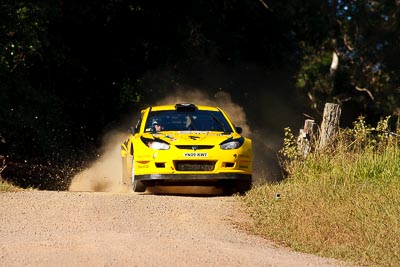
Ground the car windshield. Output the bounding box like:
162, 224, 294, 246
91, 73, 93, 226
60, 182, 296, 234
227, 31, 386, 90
144, 110, 233, 133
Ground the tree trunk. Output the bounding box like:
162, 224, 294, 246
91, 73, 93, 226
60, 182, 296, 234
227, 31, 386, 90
319, 103, 341, 149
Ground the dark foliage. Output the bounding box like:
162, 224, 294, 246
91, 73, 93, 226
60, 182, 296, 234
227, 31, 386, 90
0, 0, 399, 189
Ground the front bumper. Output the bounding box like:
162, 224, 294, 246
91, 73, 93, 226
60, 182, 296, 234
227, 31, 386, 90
137, 173, 251, 181
136, 173, 252, 187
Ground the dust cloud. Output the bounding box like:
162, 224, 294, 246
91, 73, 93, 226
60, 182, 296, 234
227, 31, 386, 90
68, 87, 280, 192
68, 131, 129, 192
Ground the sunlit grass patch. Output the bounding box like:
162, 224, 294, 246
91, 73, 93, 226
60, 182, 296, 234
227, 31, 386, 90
0, 178, 23, 192
242, 116, 400, 266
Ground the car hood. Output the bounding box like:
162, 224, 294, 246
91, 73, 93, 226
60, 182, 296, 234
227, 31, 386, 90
143, 131, 242, 145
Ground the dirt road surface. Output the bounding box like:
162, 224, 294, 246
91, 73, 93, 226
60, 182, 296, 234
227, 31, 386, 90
0, 190, 349, 266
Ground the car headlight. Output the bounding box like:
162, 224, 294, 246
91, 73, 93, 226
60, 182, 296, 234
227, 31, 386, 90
141, 136, 170, 150
149, 141, 170, 150
220, 137, 244, 150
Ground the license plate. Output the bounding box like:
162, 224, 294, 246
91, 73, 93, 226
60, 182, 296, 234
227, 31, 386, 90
183, 152, 208, 157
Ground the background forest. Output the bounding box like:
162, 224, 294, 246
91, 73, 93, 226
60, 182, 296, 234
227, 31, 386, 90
1, 0, 399, 189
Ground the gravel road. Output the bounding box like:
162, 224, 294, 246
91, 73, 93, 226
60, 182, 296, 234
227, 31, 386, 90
0, 190, 349, 267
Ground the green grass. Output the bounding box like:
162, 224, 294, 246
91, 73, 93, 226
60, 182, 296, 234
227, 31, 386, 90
242, 117, 400, 266
0, 178, 23, 192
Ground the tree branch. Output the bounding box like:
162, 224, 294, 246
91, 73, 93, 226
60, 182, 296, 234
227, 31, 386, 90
0, 165, 7, 175
355, 85, 374, 100
258, 0, 272, 11
330, 51, 339, 75
343, 34, 354, 51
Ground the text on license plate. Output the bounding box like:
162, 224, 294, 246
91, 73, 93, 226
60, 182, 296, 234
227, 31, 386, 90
184, 152, 208, 157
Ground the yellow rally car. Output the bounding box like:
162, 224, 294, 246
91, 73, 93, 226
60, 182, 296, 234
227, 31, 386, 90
121, 103, 252, 193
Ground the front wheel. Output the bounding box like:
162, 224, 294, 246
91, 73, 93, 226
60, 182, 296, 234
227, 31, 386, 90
131, 157, 146, 192
234, 180, 252, 195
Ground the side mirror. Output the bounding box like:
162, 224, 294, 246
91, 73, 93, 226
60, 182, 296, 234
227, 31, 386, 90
235, 126, 243, 134
129, 126, 135, 134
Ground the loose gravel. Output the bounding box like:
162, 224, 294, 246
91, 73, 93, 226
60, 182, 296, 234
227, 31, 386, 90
0, 190, 350, 266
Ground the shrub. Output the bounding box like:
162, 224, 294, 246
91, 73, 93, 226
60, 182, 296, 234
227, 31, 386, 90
243, 116, 400, 266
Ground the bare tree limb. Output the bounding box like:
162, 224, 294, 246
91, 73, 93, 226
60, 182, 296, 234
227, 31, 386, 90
333, 96, 352, 104
258, 0, 272, 11
0, 155, 6, 176
343, 34, 354, 51
355, 85, 374, 100
330, 51, 339, 75
0, 165, 7, 175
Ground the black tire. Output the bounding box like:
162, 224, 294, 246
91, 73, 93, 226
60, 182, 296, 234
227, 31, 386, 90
131, 156, 146, 192
132, 180, 146, 192
235, 180, 252, 195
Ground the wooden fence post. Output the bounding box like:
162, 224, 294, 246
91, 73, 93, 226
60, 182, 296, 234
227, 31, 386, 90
298, 119, 317, 158
319, 103, 341, 149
